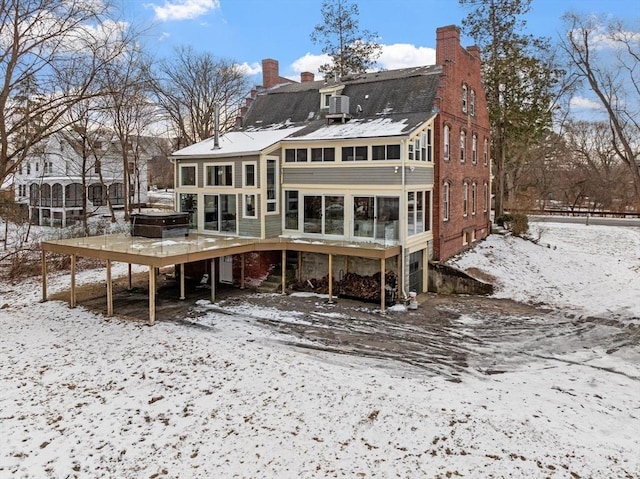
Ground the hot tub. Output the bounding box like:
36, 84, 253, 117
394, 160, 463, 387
130, 212, 190, 238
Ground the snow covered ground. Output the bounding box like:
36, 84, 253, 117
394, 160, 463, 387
0, 221, 638, 478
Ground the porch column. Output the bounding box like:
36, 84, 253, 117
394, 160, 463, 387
70, 254, 76, 308
41, 250, 47, 302
148, 265, 156, 325
210, 259, 216, 303
240, 253, 245, 289
106, 260, 113, 316
281, 249, 286, 294
380, 257, 386, 313
179, 263, 185, 300
327, 254, 334, 303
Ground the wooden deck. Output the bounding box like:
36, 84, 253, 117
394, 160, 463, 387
41, 233, 402, 324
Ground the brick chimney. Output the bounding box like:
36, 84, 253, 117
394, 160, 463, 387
436, 25, 461, 66
301, 72, 315, 83
262, 58, 279, 89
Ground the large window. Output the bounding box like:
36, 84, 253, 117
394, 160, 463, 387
206, 164, 233, 186
109, 183, 124, 205
472, 182, 477, 215
52, 183, 63, 207
303, 195, 344, 235
311, 147, 335, 162
180, 165, 196, 186
341, 146, 367, 161
371, 144, 401, 161
40, 184, 51, 207
203, 194, 236, 233
353, 196, 399, 241
88, 183, 106, 206
65, 183, 83, 207
460, 131, 466, 163
408, 191, 426, 236
266, 159, 277, 212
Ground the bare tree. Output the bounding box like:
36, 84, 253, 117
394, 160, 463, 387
102, 49, 157, 220
0, 0, 131, 188
151, 47, 249, 147
561, 13, 640, 210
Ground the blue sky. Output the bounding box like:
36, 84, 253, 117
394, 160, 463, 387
130, 0, 637, 78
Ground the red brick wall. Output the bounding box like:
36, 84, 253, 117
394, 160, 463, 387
433, 25, 492, 261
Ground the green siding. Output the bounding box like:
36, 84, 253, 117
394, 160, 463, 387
283, 166, 433, 186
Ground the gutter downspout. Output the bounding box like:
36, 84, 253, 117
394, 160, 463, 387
400, 138, 408, 303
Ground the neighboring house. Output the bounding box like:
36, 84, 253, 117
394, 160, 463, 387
171, 25, 491, 298
13, 133, 149, 226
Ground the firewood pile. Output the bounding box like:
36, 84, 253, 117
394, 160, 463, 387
290, 271, 398, 305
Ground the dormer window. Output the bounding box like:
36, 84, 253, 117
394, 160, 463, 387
323, 93, 332, 108
319, 84, 345, 110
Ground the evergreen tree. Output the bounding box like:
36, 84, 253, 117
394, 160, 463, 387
310, 0, 381, 77
460, 0, 563, 217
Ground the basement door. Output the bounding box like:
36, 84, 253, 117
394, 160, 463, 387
220, 255, 233, 284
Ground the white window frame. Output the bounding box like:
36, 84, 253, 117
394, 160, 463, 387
470, 89, 476, 116
179, 164, 197, 187
205, 163, 234, 187
462, 84, 468, 113
483, 182, 489, 213
243, 161, 257, 188
443, 182, 450, 221
463, 182, 469, 217
444, 125, 450, 161
472, 182, 477, 215
243, 193, 257, 218
266, 157, 278, 214
484, 138, 489, 166
460, 131, 466, 163
472, 134, 478, 165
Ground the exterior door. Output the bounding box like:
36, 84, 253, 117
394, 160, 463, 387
220, 255, 233, 284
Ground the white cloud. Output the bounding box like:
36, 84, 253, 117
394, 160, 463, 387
289, 44, 435, 78
378, 43, 436, 70
145, 0, 220, 22
237, 61, 262, 76
570, 96, 602, 111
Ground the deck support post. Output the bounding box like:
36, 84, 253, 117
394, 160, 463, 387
210, 259, 216, 303
70, 254, 76, 308
281, 249, 286, 294
128, 264, 132, 290
148, 266, 156, 325
240, 253, 245, 289
106, 260, 113, 316
41, 250, 47, 302
179, 263, 185, 300
327, 254, 334, 303
380, 257, 386, 313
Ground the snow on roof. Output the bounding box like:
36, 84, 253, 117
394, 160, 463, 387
289, 117, 411, 141
171, 127, 305, 158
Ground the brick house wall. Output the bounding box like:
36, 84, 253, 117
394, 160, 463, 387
433, 25, 492, 261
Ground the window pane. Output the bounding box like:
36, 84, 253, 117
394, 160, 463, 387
245, 164, 255, 186
180, 193, 197, 229
285, 191, 298, 229
354, 196, 374, 237
408, 192, 415, 236
311, 148, 323, 162
342, 146, 353, 161
245, 194, 256, 217
387, 145, 400, 160
304, 196, 322, 233
417, 191, 424, 233
285, 149, 295, 163
296, 149, 307, 162
355, 146, 367, 161
376, 197, 399, 240
323, 148, 335, 162
221, 194, 236, 232
181, 166, 196, 186
372, 145, 385, 160
324, 196, 344, 235
204, 195, 219, 231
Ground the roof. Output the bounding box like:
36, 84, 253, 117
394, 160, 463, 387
172, 64, 443, 157
171, 127, 305, 158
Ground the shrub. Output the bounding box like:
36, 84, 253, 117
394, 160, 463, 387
510, 213, 529, 237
